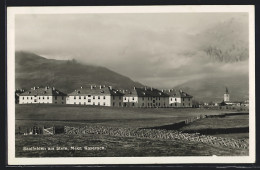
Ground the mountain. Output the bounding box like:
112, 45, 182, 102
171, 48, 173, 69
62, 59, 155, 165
173, 17, 249, 102
15, 51, 143, 93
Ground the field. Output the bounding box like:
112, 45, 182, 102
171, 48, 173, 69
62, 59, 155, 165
15, 104, 249, 157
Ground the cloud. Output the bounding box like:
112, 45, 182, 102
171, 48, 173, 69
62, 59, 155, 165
15, 13, 249, 88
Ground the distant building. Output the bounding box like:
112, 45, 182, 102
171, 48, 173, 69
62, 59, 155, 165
19, 86, 67, 104
66, 85, 124, 107
224, 87, 230, 102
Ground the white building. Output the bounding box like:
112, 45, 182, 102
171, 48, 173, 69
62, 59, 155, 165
19, 86, 67, 104
122, 87, 193, 108
66, 85, 124, 107
224, 87, 230, 102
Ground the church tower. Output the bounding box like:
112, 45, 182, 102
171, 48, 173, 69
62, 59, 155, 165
224, 87, 230, 102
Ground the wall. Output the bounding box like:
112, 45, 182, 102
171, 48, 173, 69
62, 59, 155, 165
19, 95, 53, 104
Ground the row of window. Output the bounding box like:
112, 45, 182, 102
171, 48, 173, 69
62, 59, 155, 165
22, 96, 63, 100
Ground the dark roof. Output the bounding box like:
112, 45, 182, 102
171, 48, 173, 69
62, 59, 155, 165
67, 86, 124, 96
20, 87, 67, 96
164, 89, 193, 98
124, 87, 169, 97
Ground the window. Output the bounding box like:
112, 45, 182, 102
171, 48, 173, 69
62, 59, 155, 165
74, 96, 76, 99
171, 104, 173, 106
38, 97, 40, 99
79, 96, 81, 99
55, 102, 57, 104
132, 97, 134, 100
84, 96, 86, 99
103, 96, 106, 99
124, 97, 127, 100
43, 97, 45, 99
156, 97, 157, 100
27, 97, 28, 99
119, 96, 121, 100
79, 102, 81, 105
31, 97, 33, 99
148, 97, 149, 101
132, 103, 135, 106
148, 103, 150, 106
189, 98, 190, 101
84, 102, 86, 105
55, 96, 57, 100
98, 102, 100, 105
171, 98, 172, 101
175, 103, 177, 106
62, 96, 64, 100
156, 103, 157, 106
62, 102, 64, 104
113, 102, 115, 106
159, 97, 160, 100
47, 97, 49, 99
189, 103, 190, 106
183, 98, 184, 101
93, 102, 95, 105
88, 95, 91, 97
113, 96, 115, 100
159, 103, 160, 106
175, 98, 177, 101
74, 102, 76, 104
103, 102, 105, 106
183, 103, 184, 106
142, 97, 144, 101
98, 96, 100, 99
34, 99, 37, 102
119, 102, 121, 106
142, 103, 144, 107
93, 96, 95, 99
88, 99, 91, 102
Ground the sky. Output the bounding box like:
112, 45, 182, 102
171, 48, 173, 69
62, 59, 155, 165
15, 13, 249, 88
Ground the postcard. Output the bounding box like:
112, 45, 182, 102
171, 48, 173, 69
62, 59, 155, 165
7, 5, 255, 165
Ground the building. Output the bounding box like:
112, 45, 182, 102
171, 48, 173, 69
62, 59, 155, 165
122, 87, 193, 108
19, 86, 67, 104
66, 85, 124, 107
123, 87, 169, 107
165, 89, 193, 108
224, 87, 230, 102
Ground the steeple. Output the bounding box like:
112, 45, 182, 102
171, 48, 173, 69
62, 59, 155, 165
225, 87, 229, 94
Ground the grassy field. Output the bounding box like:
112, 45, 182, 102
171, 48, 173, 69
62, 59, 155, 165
16, 104, 235, 129
15, 104, 249, 157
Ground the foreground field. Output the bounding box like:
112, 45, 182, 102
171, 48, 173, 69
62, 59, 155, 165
15, 104, 249, 157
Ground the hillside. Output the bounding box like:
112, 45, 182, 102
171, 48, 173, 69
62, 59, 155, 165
15, 51, 143, 93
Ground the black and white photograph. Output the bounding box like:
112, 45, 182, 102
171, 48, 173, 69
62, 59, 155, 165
7, 6, 255, 165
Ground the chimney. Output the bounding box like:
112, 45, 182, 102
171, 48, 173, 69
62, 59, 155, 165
123, 90, 125, 93
91, 85, 93, 89
45, 86, 48, 90
168, 89, 171, 92
52, 87, 55, 91
151, 87, 153, 91
100, 85, 102, 89
33, 87, 36, 90
180, 89, 182, 93
161, 89, 164, 92
133, 87, 136, 90
109, 86, 112, 90
144, 86, 147, 90
80, 86, 83, 89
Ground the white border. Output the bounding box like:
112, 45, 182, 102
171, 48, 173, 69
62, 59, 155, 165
7, 5, 255, 165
